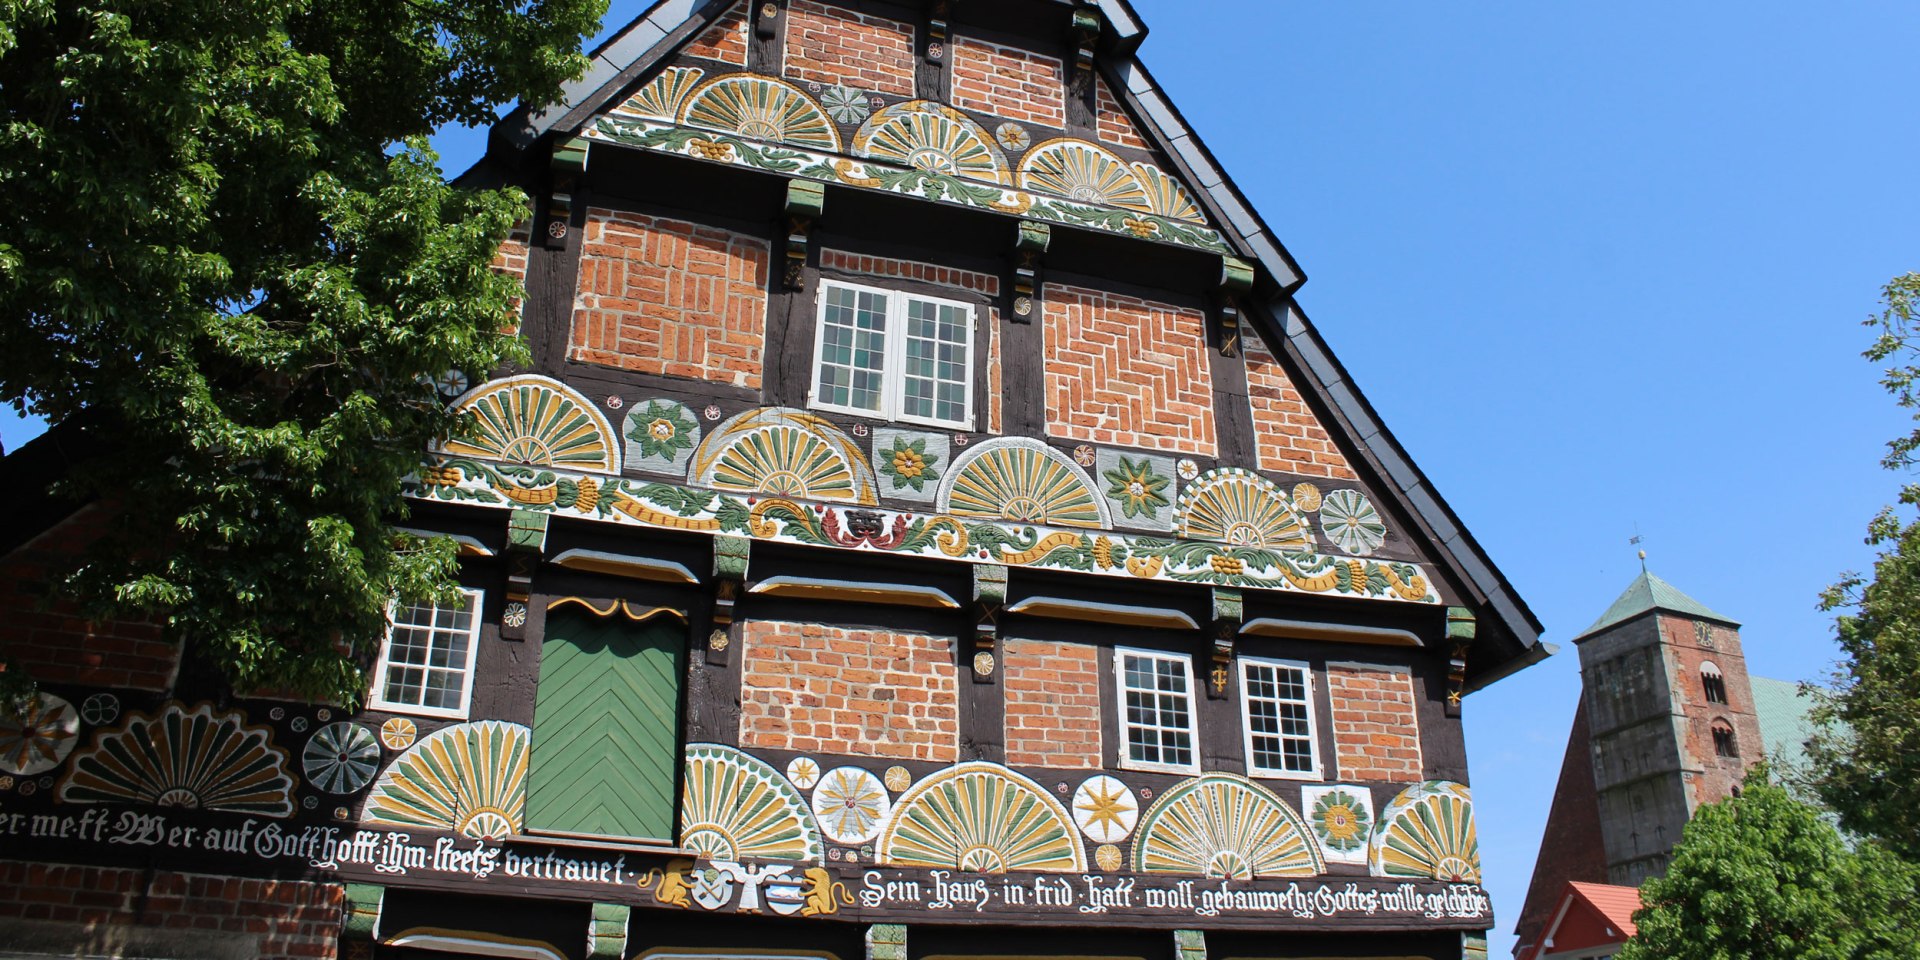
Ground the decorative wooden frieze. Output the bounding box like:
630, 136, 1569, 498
867, 924, 908, 960
709, 535, 752, 664
1215, 256, 1254, 358
972, 563, 1008, 683
342, 883, 385, 940
502, 508, 549, 640
1445, 605, 1476, 717
586, 902, 630, 960
1010, 219, 1050, 323
784, 179, 825, 290
542, 137, 589, 249
1207, 587, 1242, 698
1174, 930, 1208, 960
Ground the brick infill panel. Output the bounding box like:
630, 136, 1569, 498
784, 0, 916, 97
952, 38, 1066, 128
1244, 335, 1358, 480
1003, 638, 1102, 768
819, 250, 1000, 296
684, 1, 750, 65
1095, 74, 1150, 150
740, 620, 960, 762
0, 860, 342, 959
1042, 283, 1217, 456
570, 208, 769, 389
1326, 663, 1423, 781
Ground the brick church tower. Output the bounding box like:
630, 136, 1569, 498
1511, 567, 1765, 957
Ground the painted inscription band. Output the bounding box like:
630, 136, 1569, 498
408, 457, 1440, 603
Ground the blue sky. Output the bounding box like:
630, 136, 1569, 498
7, 1, 1917, 952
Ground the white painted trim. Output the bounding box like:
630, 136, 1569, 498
1113, 646, 1202, 776
368, 588, 485, 720
807, 279, 976, 430
1239, 656, 1322, 781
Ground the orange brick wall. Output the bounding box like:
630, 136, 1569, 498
1042, 284, 1217, 456
1326, 663, 1423, 781
0, 509, 177, 692
684, 0, 750, 64
1094, 74, 1149, 150
784, 0, 915, 97
493, 228, 530, 333
570, 208, 769, 389
1003, 639, 1102, 768
952, 38, 1064, 128
819, 250, 999, 295
1244, 335, 1359, 480
0, 861, 341, 959
739, 621, 960, 762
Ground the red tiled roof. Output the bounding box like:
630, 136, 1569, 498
1568, 882, 1642, 937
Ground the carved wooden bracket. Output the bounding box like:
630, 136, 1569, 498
1069, 5, 1102, 75
542, 137, 589, 249
1445, 606, 1475, 717
755, 0, 782, 40
924, 0, 951, 61
1010, 219, 1050, 323
1215, 256, 1254, 358
502, 509, 549, 641
1174, 930, 1208, 960
971, 564, 1008, 683
587, 903, 630, 959
709, 535, 752, 664
784, 179, 825, 290
1207, 588, 1242, 699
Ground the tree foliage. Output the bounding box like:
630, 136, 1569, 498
1618, 770, 1920, 960
1809, 272, 1920, 859
0, 0, 603, 702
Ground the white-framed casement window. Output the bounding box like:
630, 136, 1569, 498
369, 589, 485, 719
809, 279, 975, 429
1115, 647, 1201, 774
1240, 657, 1321, 779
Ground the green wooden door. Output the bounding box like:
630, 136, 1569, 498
527, 607, 684, 841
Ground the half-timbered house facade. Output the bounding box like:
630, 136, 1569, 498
0, 2, 1546, 959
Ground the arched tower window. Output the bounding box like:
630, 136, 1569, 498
1701, 660, 1727, 705
1711, 719, 1738, 758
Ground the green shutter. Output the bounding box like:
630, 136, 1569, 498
527, 607, 684, 840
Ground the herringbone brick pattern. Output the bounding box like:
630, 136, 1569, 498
1042, 283, 1216, 456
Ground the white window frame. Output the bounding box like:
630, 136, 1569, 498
807, 279, 977, 430
1239, 656, 1322, 780
1114, 646, 1202, 775
368, 588, 485, 720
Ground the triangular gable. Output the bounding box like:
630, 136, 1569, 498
1537, 882, 1640, 958
484, 0, 1548, 682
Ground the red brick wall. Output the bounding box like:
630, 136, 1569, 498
684, 1, 750, 65
819, 250, 999, 296
493, 228, 530, 334
0, 861, 341, 959
1326, 663, 1423, 781
784, 0, 915, 97
1660, 615, 1764, 807
739, 621, 960, 762
951, 38, 1064, 128
1244, 335, 1359, 480
1042, 284, 1217, 455
1094, 74, 1149, 150
1003, 639, 1101, 768
0, 508, 177, 692
570, 208, 769, 388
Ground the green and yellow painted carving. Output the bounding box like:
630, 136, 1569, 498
1103, 455, 1172, 520
683, 74, 843, 152
681, 743, 824, 862
443, 375, 620, 474
1132, 774, 1323, 879
406, 457, 1440, 604
877, 761, 1085, 873
363, 721, 530, 841
941, 439, 1108, 529
1370, 781, 1480, 884
692, 408, 879, 505
588, 116, 1234, 255
854, 101, 1011, 184
626, 399, 697, 462
879, 436, 940, 492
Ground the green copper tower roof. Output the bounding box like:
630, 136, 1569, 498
1574, 570, 1739, 641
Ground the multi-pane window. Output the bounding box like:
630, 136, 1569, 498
1241, 657, 1320, 778
811, 280, 974, 429
1116, 648, 1199, 774
370, 590, 484, 719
